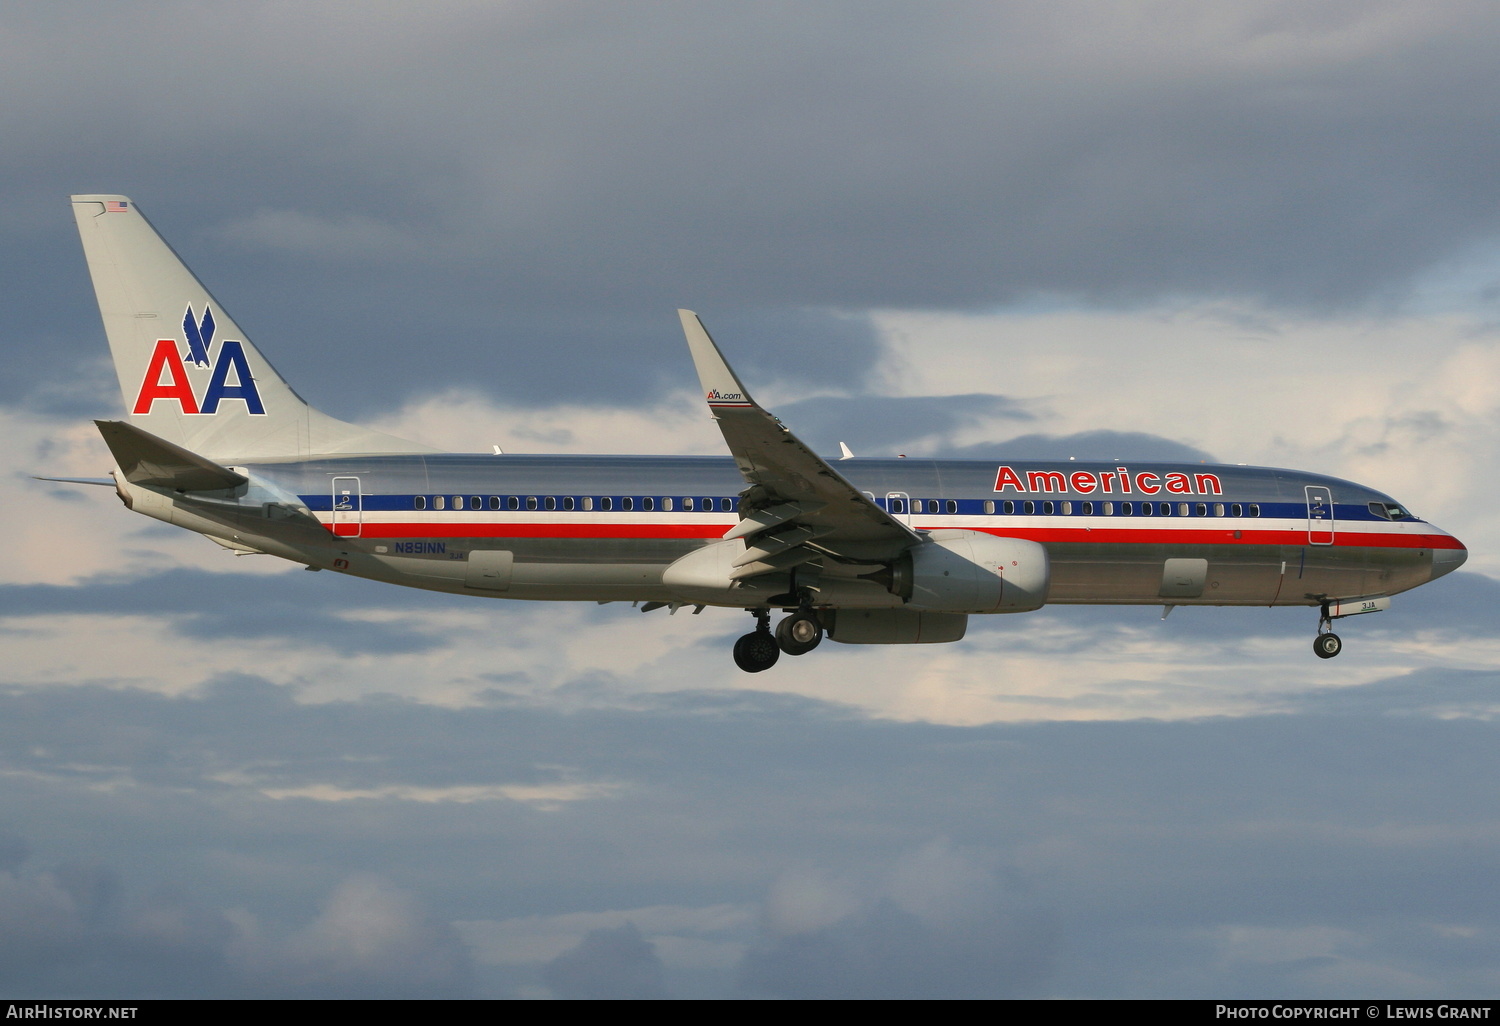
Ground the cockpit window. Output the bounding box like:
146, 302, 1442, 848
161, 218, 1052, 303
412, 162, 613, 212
1368, 501, 1412, 521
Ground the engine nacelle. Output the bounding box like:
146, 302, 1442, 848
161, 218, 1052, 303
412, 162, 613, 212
893, 530, 1049, 613
825, 608, 968, 645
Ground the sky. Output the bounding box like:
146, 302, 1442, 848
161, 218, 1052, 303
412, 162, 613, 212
3, 0, 1500, 998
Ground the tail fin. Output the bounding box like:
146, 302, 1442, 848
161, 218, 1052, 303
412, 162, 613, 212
70, 195, 434, 460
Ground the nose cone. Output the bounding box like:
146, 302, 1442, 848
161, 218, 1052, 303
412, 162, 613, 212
1432, 541, 1468, 581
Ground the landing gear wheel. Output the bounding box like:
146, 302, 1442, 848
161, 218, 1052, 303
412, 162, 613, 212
733, 631, 781, 673
1313, 632, 1343, 659
776, 613, 823, 655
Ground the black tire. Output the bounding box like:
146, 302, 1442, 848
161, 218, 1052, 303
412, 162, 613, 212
776, 613, 824, 655
1313, 632, 1342, 659
733, 631, 781, 672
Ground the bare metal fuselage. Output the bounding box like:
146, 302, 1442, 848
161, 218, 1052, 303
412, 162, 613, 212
121, 452, 1459, 612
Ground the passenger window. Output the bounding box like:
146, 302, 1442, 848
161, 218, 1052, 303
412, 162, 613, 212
1003, 500, 1015, 514
683, 497, 694, 511
1159, 502, 1171, 516
414, 496, 427, 510
643, 497, 655, 511
1061, 501, 1072, 514
984, 500, 995, 514
601, 497, 613, 511
471, 496, 482, 510
434, 496, 446, 510
1178, 503, 1189, 517
1081, 501, 1093, 515
721, 498, 734, 511
526, 496, 538, 511
663, 498, 674, 511
506, 496, 519, 510
1195, 503, 1207, 517
452, 496, 463, 509
892, 498, 906, 514
1214, 503, 1225, 516
582, 497, 594, 511
1043, 500, 1055, 515
622, 497, 634, 511
927, 500, 938, 514
945, 499, 957, 514
1102, 502, 1114, 515
1141, 502, 1153, 517
544, 496, 556, 511
1249, 503, 1261, 517
1023, 501, 1035, 515
1121, 502, 1133, 516
488, 496, 500, 510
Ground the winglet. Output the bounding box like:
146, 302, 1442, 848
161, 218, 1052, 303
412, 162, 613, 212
678, 310, 756, 412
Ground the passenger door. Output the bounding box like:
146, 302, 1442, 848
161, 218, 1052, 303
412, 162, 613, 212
1305, 485, 1334, 545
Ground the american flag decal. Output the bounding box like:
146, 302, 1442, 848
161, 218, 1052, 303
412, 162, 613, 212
105, 201, 129, 213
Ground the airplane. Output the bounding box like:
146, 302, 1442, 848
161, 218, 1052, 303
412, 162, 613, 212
56, 194, 1468, 673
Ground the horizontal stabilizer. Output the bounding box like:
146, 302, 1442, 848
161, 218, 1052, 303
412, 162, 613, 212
33, 476, 115, 487
95, 420, 247, 491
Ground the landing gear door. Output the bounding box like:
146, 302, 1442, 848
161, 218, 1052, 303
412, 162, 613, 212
1305, 485, 1334, 546
332, 476, 362, 538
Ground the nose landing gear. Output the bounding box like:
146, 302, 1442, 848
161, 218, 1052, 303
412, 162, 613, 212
1313, 602, 1342, 659
1313, 631, 1343, 659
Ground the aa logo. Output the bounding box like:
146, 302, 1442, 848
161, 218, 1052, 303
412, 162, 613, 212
131, 304, 265, 415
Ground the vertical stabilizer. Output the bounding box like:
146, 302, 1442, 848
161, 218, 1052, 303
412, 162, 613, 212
70, 195, 434, 460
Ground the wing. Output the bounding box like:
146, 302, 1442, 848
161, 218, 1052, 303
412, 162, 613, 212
678, 310, 918, 579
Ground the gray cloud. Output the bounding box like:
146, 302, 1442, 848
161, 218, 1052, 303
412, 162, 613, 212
0, 568, 458, 655
11, 2, 1500, 417
740, 898, 1054, 999
740, 841, 1055, 998
0, 668, 1499, 995
775, 392, 1032, 456
944, 429, 1216, 462
0, 860, 473, 999
543, 921, 668, 999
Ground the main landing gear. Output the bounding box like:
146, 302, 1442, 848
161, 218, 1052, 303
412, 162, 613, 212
776, 610, 824, 656
732, 605, 825, 672
1313, 602, 1342, 659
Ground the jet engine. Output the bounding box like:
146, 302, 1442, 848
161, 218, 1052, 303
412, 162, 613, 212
887, 530, 1049, 613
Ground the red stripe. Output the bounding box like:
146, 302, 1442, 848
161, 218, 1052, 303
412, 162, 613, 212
351, 522, 729, 539
325, 521, 1463, 549
970, 526, 1464, 549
